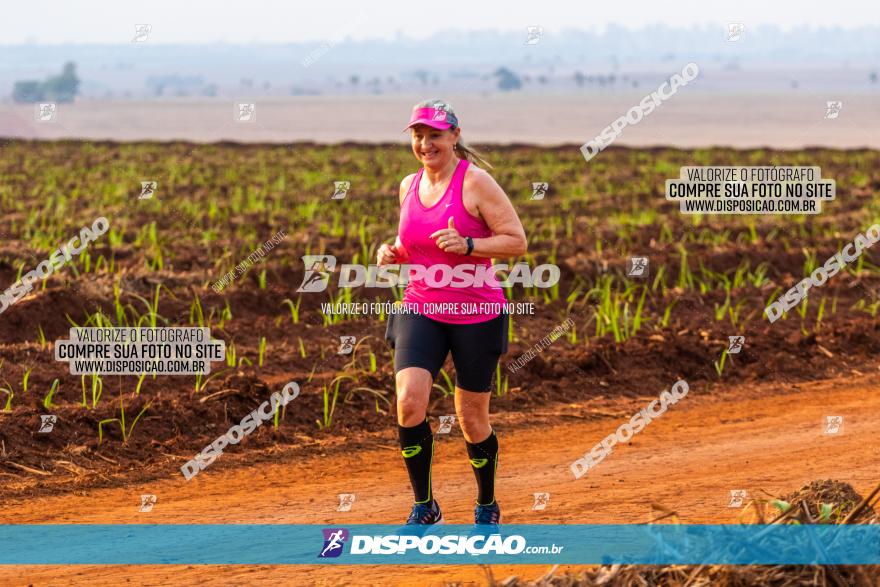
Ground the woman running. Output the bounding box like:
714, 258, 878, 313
377, 99, 527, 526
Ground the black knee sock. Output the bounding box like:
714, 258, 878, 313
466, 429, 499, 506
398, 419, 434, 504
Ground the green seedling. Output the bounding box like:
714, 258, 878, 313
814, 297, 828, 332
714, 349, 729, 378
81, 373, 103, 409
1, 382, 13, 412
728, 298, 748, 329
258, 336, 267, 367
42, 379, 61, 409
135, 372, 147, 395
316, 375, 355, 430
567, 321, 577, 344
306, 360, 320, 384
190, 295, 205, 327
218, 299, 232, 328
796, 296, 810, 335
226, 340, 237, 367
193, 367, 233, 393
344, 387, 392, 414
132, 284, 163, 328
282, 298, 301, 324
676, 245, 695, 290
113, 281, 127, 325
660, 300, 677, 328
98, 394, 154, 444
494, 363, 510, 398
432, 368, 456, 397
651, 266, 667, 294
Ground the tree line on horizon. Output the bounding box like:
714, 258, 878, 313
12, 62, 80, 103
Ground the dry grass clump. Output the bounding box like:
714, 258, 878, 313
463, 480, 880, 587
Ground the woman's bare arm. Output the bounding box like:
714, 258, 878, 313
465, 168, 527, 258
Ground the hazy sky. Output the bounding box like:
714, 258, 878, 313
4, 0, 878, 44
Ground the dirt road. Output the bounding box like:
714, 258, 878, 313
2, 371, 878, 586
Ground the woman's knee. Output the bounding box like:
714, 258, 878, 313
455, 405, 490, 442
395, 369, 431, 426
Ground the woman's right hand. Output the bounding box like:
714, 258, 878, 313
377, 243, 399, 266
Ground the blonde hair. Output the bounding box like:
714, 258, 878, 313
454, 139, 493, 170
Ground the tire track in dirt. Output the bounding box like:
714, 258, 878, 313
2, 371, 878, 586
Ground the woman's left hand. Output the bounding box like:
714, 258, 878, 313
430, 217, 468, 254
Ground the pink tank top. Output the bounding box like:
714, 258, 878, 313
398, 158, 507, 324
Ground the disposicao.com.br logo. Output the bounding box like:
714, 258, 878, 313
318, 528, 350, 558
296, 255, 560, 293
317, 528, 563, 557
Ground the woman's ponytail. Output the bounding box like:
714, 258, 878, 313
454, 138, 493, 170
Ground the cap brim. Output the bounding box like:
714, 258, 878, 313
402, 119, 454, 132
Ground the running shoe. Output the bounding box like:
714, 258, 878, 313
474, 501, 501, 531
406, 499, 444, 525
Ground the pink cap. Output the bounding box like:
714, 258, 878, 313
403, 101, 459, 131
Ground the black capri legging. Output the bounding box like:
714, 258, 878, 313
384, 312, 509, 393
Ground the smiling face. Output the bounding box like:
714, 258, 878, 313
410, 124, 461, 169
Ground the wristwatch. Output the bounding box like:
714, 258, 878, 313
465, 236, 474, 256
